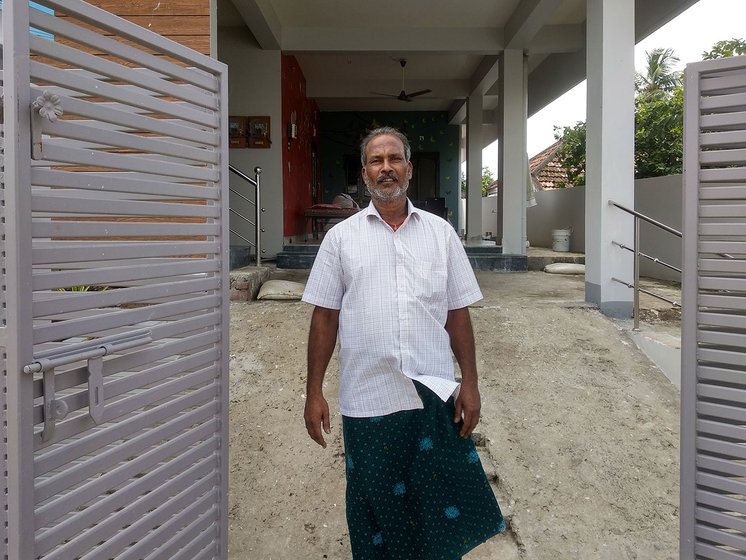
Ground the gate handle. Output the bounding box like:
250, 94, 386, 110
24, 330, 152, 442
87, 357, 105, 424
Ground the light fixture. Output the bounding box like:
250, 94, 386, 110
287, 111, 297, 150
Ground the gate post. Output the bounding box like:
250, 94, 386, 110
218, 69, 231, 558
679, 59, 700, 560
3, 2, 38, 557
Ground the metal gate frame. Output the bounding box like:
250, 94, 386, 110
2, 1, 229, 558
681, 54, 746, 559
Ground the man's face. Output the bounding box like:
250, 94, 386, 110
362, 134, 413, 202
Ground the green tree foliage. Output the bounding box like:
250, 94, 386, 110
460, 167, 496, 197
702, 38, 746, 60
480, 167, 495, 197
635, 85, 683, 178
553, 122, 586, 187
554, 38, 743, 183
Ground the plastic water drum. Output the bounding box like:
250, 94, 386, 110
551, 228, 571, 252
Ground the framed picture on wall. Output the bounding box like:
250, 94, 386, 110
248, 116, 271, 148
228, 116, 247, 149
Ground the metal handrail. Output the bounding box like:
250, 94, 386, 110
609, 200, 682, 238
611, 241, 682, 274
611, 277, 680, 308
609, 200, 681, 330
229, 165, 263, 266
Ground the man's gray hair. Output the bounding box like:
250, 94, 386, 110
360, 127, 411, 166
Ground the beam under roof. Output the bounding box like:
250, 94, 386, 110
448, 99, 467, 125
526, 0, 702, 116
282, 27, 505, 54
307, 78, 470, 99
233, 0, 282, 50
504, 0, 565, 49
469, 55, 500, 96
529, 24, 584, 54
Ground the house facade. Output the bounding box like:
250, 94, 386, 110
77, 0, 700, 317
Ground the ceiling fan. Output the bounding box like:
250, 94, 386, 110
370, 58, 432, 102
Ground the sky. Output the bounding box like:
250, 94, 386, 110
483, 0, 746, 174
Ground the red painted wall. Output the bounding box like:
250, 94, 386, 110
282, 55, 321, 237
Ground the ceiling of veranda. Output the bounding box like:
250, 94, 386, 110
219, 0, 699, 121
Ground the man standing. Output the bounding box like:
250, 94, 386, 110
302, 127, 505, 559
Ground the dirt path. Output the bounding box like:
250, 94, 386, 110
227, 272, 680, 559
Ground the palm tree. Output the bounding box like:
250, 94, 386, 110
635, 48, 682, 98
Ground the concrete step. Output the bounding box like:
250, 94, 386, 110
276, 249, 317, 269
230, 245, 253, 270
278, 244, 321, 254
468, 254, 528, 272
278, 243, 533, 271
464, 245, 503, 255
464, 244, 527, 271
527, 254, 585, 271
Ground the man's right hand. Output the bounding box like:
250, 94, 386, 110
304, 392, 331, 448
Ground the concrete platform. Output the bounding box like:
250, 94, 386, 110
273, 242, 583, 272
525, 246, 585, 271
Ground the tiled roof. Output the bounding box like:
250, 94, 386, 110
483, 140, 569, 196
529, 140, 567, 190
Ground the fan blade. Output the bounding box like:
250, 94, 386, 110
369, 91, 400, 98
406, 89, 432, 98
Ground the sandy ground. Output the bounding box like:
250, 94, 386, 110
227, 270, 681, 559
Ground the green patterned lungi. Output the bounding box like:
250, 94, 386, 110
342, 381, 506, 560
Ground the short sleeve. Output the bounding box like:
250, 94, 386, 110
445, 227, 483, 310
302, 230, 345, 309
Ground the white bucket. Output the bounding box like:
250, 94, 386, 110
551, 228, 571, 252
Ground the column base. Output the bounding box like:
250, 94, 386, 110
585, 281, 633, 318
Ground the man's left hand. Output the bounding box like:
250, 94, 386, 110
454, 382, 481, 438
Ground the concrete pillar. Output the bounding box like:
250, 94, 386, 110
466, 94, 483, 242
585, 0, 635, 317
498, 49, 528, 255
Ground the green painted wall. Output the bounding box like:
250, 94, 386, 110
320, 111, 461, 228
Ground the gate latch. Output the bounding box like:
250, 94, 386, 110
24, 329, 152, 442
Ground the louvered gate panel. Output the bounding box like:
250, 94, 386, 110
682, 55, 746, 559
2, 1, 229, 559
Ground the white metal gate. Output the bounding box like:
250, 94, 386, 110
1, 1, 229, 558
682, 54, 746, 559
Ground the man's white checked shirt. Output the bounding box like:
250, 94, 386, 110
302, 200, 483, 417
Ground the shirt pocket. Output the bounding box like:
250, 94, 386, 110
414, 261, 447, 301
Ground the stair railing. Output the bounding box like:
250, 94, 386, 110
229, 165, 263, 266
608, 200, 682, 330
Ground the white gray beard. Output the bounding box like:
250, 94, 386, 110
366, 180, 409, 202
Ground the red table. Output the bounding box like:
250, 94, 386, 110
304, 206, 359, 239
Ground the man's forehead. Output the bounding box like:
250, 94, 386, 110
366, 134, 405, 156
